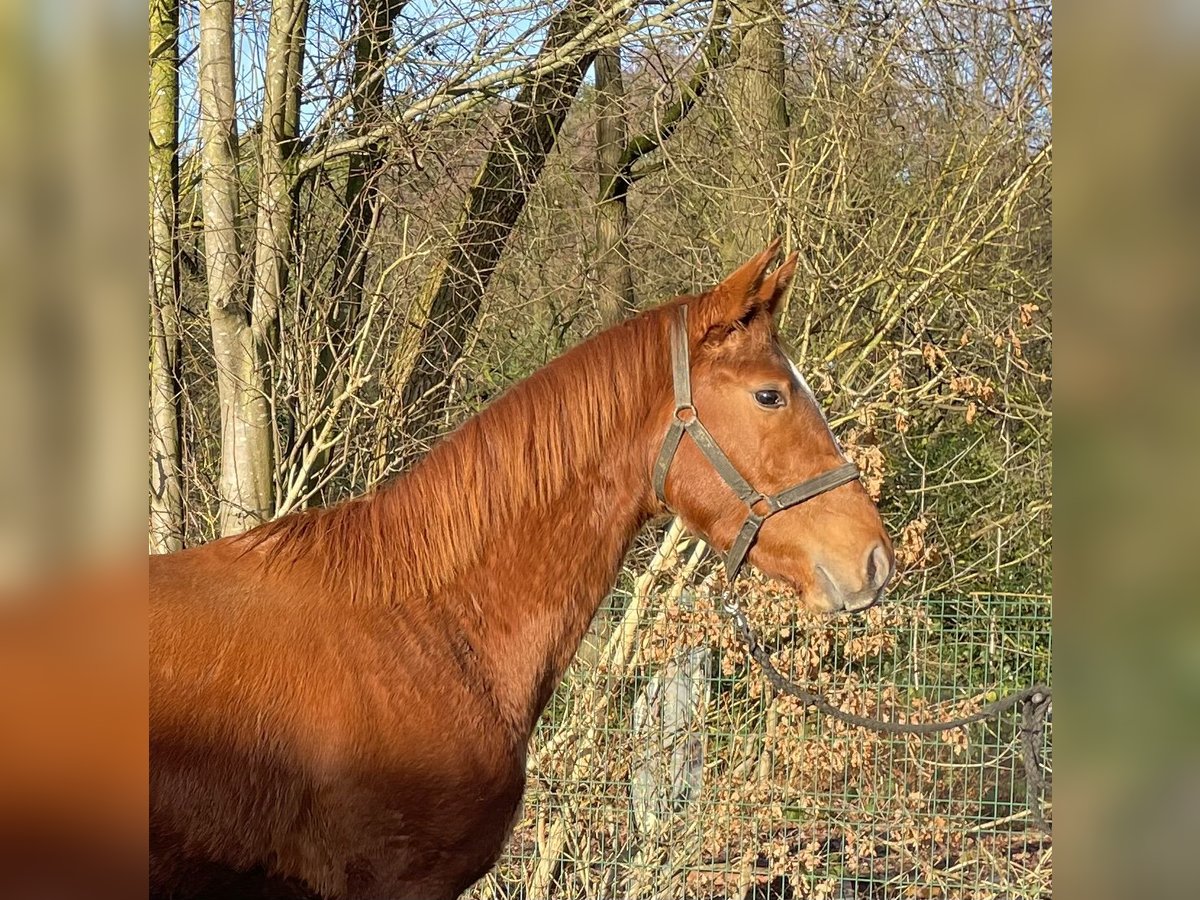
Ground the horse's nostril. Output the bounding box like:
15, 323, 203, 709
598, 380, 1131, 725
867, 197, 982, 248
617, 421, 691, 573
866, 542, 892, 591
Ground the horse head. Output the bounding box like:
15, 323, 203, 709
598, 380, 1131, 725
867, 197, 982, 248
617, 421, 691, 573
654, 241, 894, 613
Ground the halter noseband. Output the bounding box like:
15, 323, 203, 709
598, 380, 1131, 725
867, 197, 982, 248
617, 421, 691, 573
652, 306, 861, 582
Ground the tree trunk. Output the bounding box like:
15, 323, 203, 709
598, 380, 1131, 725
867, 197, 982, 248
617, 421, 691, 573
594, 45, 635, 326
149, 0, 183, 552
390, 0, 607, 458
251, 0, 308, 351
199, 0, 273, 535
593, 5, 727, 327
722, 0, 788, 270
328, 1, 402, 336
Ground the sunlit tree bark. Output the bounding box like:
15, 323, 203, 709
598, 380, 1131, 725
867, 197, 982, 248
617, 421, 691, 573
200, 0, 273, 534
722, 0, 788, 269
148, 0, 182, 552
251, 0, 308, 351
594, 45, 635, 326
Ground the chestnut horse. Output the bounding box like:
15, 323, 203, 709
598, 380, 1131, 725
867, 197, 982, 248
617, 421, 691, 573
150, 243, 893, 900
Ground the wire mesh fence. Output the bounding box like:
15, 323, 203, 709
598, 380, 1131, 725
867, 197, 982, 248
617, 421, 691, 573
468, 524, 1052, 900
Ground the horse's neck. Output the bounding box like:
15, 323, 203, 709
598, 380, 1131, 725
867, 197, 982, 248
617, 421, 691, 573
459, 456, 654, 736
387, 324, 666, 737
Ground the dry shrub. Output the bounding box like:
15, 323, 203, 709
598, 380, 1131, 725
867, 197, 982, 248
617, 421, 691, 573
474, 542, 1050, 900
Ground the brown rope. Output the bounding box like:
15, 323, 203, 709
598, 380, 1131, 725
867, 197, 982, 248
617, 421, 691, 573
724, 601, 1052, 829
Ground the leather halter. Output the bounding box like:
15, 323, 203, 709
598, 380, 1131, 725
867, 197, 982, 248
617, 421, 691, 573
652, 306, 861, 582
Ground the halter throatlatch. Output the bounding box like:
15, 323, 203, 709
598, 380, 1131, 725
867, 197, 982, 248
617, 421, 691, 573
652, 305, 861, 582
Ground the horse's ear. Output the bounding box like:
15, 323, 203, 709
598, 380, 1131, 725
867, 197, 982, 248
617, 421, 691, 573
697, 239, 798, 339
756, 250, 798, 317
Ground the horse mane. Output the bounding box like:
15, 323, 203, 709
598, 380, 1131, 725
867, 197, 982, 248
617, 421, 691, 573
246, 300, 690, 605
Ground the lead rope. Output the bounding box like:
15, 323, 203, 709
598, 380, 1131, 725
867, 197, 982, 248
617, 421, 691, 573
718, 587, 1052, 830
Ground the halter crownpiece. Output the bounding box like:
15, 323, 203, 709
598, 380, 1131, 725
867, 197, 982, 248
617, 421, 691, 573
652, 305, 861, 582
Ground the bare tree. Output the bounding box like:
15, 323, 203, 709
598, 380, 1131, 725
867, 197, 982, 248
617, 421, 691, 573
722, 0, 788, 269
328, 1, 405, 335
199, 0, 273, 534
390, 0, 612, 454
149, 0, 183, 552
594, 45, 636, 325
251, 0, 309, 352
594, 5, 727, 326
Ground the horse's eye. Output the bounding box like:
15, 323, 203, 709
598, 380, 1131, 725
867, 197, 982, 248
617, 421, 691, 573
753, 389, 785, 408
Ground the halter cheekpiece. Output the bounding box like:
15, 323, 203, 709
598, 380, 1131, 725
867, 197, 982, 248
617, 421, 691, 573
652, 305, 861, 582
